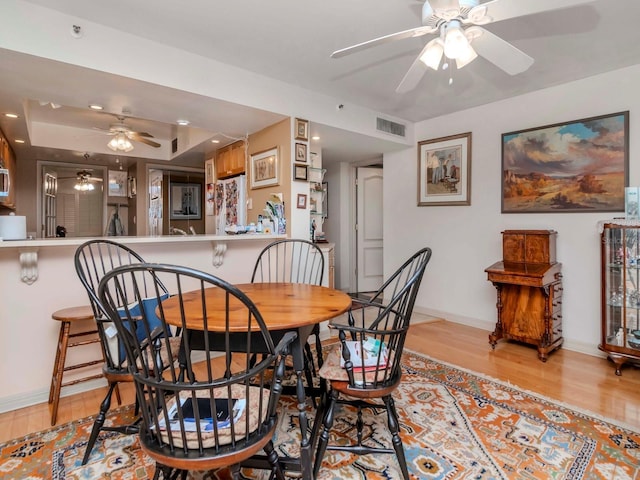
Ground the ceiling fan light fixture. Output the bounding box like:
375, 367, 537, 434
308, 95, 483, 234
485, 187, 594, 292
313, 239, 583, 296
74, 179, 95, 191
107, 132, 134, 152
443, 21, 472, 60
419, 39, 444, 70
455, 44, 478, 69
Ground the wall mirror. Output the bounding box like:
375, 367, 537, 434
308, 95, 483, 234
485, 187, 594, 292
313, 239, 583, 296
38, 161, 204, 238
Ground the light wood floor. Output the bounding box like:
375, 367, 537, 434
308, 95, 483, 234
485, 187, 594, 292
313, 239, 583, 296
1, 320, 639, 444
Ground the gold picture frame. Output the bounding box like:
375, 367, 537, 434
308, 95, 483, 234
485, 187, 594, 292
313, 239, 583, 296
295, 118, 309, 141
250, 147, 279, 189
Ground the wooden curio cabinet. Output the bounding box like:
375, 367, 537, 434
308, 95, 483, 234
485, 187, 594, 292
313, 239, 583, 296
600, 222, 640, 375
485, 230, 563, 362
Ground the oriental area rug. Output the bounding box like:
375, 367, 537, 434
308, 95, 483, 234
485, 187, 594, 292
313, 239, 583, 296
1, 350, 639, 479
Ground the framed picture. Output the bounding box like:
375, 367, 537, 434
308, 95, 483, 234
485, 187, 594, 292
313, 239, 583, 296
108, 170, 127, 197
295, 118, 309, 141
205, 160, 214, 184
250, 147, 279, 189
295, 142, 307, 163
502, 111, 629, 213
297, 193, 307, 209
294, 163, 308, 181
170, 182, 201, 219
417, 132, 471, 206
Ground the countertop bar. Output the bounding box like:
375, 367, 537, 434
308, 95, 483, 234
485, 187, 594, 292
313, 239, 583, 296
0, 233, 285, 249
1, 234, 286, 284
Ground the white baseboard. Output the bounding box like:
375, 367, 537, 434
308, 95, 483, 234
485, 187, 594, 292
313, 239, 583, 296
0, 377, 108, 415
419, 307, 606, 359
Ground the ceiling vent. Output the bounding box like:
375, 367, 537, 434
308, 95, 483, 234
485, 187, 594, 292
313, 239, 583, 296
376, 117, 405, 137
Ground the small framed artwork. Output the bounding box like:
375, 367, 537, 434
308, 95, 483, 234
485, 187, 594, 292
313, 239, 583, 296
170, 182, 201, 220
295, 118, 309, 141
205, 160, 214, 184
294, 163, 309, 181
108, 170, 127, 197
297, 193, 307, 209
295, 142, 307, 163
418, 132, 471, 206
250, 147, 279, 189
502, 111, 629, 213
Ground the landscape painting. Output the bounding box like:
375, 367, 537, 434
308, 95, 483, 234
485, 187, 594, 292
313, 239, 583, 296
502, 111, 628, 213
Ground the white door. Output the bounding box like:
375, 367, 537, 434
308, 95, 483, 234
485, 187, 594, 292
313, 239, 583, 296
356, 167, 383, 293
42, 168, 58, 238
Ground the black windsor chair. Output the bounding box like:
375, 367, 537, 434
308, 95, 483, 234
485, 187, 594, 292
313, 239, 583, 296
98, 263, 296, 479
74, 239, 179, 465
313, 247, 432, 480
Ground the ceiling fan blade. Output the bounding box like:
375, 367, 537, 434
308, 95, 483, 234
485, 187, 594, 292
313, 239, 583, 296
468, 26, 533, 75
395, 43, 432, 94
130, 134, 161, 148
331, 25, 437, 58
92, 127, 115, 135
133, 131, 154, 138
476, 0, 594, 24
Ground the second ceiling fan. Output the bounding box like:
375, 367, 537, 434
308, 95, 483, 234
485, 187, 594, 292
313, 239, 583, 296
94, 116, 161, 152
331, 0, 594, 93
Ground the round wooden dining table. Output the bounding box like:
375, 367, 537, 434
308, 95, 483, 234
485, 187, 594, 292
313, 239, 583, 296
161, 282, 352, 480
162, 282, 352, 332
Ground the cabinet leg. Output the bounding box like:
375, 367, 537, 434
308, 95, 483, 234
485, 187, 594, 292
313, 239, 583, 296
488, 329, 502, 349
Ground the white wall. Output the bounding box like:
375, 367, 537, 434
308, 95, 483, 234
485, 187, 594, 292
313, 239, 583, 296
0, 237, 278, 412
385, 64, 640, 357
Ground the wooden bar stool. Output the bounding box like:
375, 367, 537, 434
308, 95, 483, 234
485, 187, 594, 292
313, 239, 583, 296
48, 305, 103, 425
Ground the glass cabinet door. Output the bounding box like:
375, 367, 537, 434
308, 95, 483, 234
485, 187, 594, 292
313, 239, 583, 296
602, 225, 640, 358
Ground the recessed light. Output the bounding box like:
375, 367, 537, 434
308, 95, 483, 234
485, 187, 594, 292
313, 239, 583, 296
311, 136, 320, 141
88, 104, 103, 110
211, 139, 220, 144
4, 113, 18, 118
14, 139, 25, 144
177, 119, 190, 126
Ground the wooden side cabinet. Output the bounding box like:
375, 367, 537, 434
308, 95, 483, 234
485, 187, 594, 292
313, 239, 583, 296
599, 222, 640, 375
485, 230, 563, 362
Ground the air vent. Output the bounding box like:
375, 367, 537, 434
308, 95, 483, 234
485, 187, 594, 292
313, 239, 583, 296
376, 117, 405, 137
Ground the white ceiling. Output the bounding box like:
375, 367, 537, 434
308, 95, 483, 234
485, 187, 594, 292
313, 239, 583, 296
2, 0, 640, 168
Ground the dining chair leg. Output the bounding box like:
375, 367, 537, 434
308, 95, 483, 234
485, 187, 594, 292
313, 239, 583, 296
229, 463, 242, 480
313, 389, 338, 478
309, 389, 327, 463
82, 381, 117, 465
385, 395, 410, 480
264, 440, 286, 480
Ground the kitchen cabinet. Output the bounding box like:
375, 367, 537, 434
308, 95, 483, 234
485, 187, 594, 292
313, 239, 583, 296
485, 230, 563, 362
0, 134, 16, 210
216, 140, 246, 179
599, 222, 640, 375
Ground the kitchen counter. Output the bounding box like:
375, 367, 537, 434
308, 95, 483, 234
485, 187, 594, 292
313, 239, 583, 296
0, 233, 286, 285
0, 233, 286, 413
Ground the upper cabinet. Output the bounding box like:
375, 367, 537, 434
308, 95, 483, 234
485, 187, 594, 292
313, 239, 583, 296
0, 133, 16, 210
216, 140, 246, 179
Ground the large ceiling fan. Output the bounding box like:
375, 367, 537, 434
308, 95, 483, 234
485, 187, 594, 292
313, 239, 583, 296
331, 0, 594, 93
94, 116, 161, 151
